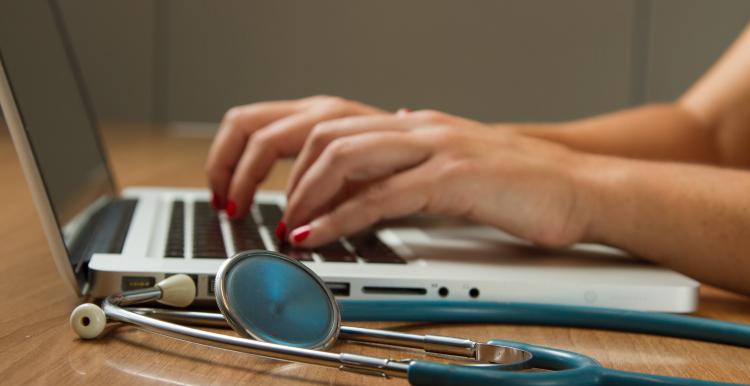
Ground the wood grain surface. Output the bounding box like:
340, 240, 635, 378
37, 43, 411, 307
1, 124, 749, 385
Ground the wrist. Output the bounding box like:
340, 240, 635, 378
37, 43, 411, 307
508, 122, 568, 141
569, 152, 637, 245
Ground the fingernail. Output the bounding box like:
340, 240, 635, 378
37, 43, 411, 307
226, 199, 236, 218
211, 192, 222, 210
396, 107, 411, 116
290, 225, 311, 244
275, 221, 287, 240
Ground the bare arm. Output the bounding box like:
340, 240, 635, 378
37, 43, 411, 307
509, 23, 750, 168
579, 154, 750, 295
550, 23, 750, 295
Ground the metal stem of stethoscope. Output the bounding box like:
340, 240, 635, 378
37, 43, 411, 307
72, 273, 532, 380
99, 284, 412, 379
126, 307, 529, 364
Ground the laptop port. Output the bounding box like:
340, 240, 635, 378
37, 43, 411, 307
208, 276, 216, 296
121, 276, 155, 291
362, 286, 427, 295
469, 288, 480, 298
325, 282, 350, 297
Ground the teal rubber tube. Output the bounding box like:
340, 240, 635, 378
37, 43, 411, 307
408, 338, 603, 386
407, 339, 745, 386
338, 301, 750, 347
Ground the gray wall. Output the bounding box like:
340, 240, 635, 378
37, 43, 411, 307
57, 1, 750, 125
646, 0, 750, 101
59, 1, 157, 122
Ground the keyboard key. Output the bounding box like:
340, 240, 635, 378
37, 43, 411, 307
230, 216, 265, 252
256, 203, 313, 261
258, 203, 283, 227
278, 243, 313, 261
316, 241, 357, 262
348, 233, 405, 264
193, 202, 226, 259
165, 201, 185, 257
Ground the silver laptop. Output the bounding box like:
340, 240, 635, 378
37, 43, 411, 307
0, 0, 699, 312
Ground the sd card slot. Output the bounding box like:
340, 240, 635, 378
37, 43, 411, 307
361, 286, 427, 295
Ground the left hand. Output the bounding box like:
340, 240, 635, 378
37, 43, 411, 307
282, 110, 596, 249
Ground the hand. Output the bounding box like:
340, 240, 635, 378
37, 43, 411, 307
205, 95, 385, 219
282, 110, 595, 248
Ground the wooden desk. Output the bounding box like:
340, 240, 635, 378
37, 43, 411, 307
1, 124, 750, 385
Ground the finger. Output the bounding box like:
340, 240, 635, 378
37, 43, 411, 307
284, 131, 432, 230
288, 167, 430, 247
206, 101, 302, 206
285, 113, 425, 199
226, 109, 336, 219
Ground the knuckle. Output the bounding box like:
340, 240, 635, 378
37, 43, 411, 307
323, 214, 345, 237
362, 196, 386, 223
249, 129, 277, 149
221, 104, 263, 131
323, 138, 355, 163
414, 109, 446, 122
423, 127, 457, 146
363, 185, 388, 206
309, 122, 338, 149
307, 94, 333, 102
223, 100, 277, 122
221, 106, 246, 126
440, 158, 475, 179
313, 95, 349, 114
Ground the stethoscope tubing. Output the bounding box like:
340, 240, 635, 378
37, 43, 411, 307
408, 338, 744, 386
129, 305, 750, 386
340, 301, 750, 385
339, 300, 750, 348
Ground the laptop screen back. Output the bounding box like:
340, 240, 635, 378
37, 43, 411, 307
0, 1, 115, 252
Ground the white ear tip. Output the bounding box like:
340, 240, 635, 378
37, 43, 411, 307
156, 274, 196, 307
70, 303, 107, 339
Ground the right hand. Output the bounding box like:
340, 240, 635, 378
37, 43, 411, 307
205, 95, 385, 219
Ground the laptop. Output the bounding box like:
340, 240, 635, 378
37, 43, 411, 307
0, 0, 699, 312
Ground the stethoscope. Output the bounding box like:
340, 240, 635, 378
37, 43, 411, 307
70, 250, 750, 385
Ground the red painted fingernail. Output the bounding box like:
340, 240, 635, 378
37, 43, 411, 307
211, 192, 222, 210
275, 221, 287, 240
290, 225, 311, 243
226, 199, 236, 218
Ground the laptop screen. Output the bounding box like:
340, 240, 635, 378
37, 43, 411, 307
0, 1, 115, 249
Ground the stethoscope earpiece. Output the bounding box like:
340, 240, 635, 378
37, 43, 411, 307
70, 303, 106, 339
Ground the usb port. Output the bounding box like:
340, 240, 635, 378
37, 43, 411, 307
325, 282, 350, 297
121, 276, 155, 291
208, 276, 216, 296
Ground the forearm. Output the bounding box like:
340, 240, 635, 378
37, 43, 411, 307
577, 154, 750, 294
503, 103, 719, 164
507, 23, 750, 168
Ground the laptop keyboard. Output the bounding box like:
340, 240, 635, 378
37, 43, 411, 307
165, 200, 405, 264
192, 202, 226, 259
229, 214, 266, 252
164, 201, 185, 257
348, 233, 405, 264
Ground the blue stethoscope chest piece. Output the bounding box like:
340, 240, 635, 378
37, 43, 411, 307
216, 251, 340, 350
